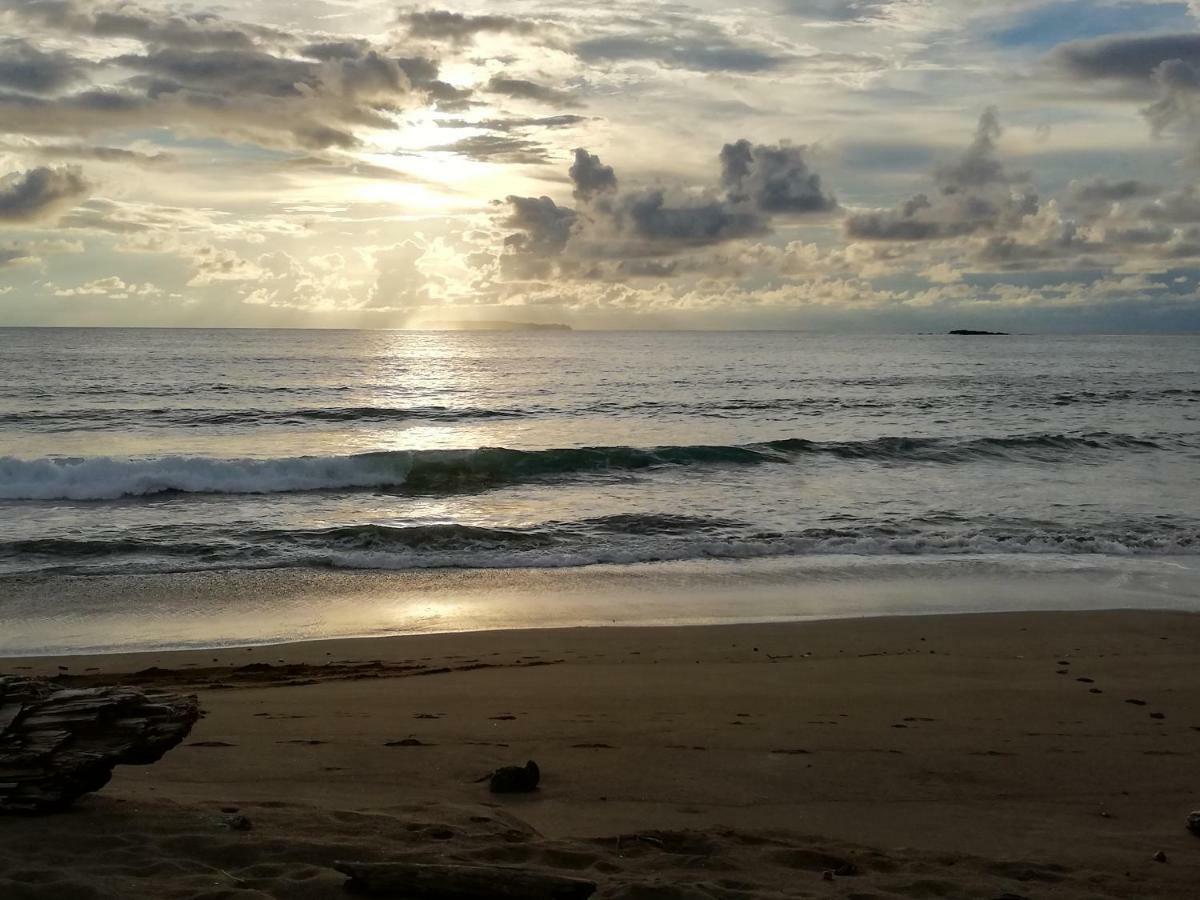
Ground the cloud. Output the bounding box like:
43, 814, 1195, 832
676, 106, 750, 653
1052, 33, 1200, 82
283, 155, 418, 181
435, 134, 549, 164
440, 114, 588, 132
720, 140, 837, 214
0, 38, 87, 94
399, 9, 541, 44
1065, 177, 1159, 218
186, 244, 267, 285
502, 195, 577, 256
0, 236, 82, 267
845, 108, 1037, 241
54, 275, 161, 298
778, 0, 895, 21
0, 5, 452, 154
0, 165, 90, 224
1140, 184, 1200, 222
484, 75, 580, 108
496, 139, 836, 282
0, 243, 38, 267
368, 240, 436, 309
568, 148, 616, 201
1141, 58, 1200, 136
574, 33, 784, 73
2, 142, 173, 165
3, 0, 284, 51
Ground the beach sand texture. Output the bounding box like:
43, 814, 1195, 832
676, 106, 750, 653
3, 610, 1199, 898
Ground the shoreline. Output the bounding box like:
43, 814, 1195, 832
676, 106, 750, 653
4, 553, 1199, 657
0, 605, 1196, 670
4, 608, 1200, 898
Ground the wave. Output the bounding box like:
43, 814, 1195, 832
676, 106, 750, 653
3, 518, 1195, 575
6, 385, 1198, 430
0, 405, 527, 429
0, 431, 1176, 501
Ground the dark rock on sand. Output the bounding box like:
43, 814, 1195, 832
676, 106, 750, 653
1187, 811, 1200, 836
486, 760, 541, 793
0, 675, 199, 814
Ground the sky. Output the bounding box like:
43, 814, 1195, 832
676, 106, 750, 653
3, 1, 1200, 330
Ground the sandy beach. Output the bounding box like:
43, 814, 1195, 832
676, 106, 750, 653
3, 608, 1199, 898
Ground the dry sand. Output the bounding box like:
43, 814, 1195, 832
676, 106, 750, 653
3, 609, 1200, 898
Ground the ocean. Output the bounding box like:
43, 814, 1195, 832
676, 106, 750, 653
2, 327, 1198, 653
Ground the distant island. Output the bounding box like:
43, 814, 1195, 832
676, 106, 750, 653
417, 321, 572, 332
948, 329, 1009, 335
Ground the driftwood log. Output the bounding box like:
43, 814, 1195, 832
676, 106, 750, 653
0, 675, 199, 814
334, 861, 596, 899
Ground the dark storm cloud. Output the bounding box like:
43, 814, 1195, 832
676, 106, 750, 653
499, 139, 836, 276
1067, 177, 1158, 205
399, 9, 541, 44
616, 190, 767, 244
0, 165, 90, 224
2, 0, 285, 50
436, 134, 549, 164
719, 140, 836, 214
502, 195, 577, 255
0, 38, 87, 94
569, 148, 616, 201
1052, 33, 1200, 82
484, 75, 580, 108
301, 40, 372, 61
845, 108, 1037, 241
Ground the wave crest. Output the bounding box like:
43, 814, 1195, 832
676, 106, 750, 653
0, 431, 1175, 501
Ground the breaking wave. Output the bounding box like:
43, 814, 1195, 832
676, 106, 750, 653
0, 431, 1179, 501
2, 517, 1196, 576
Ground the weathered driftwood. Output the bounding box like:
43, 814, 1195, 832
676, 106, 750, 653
334, 861, 596, 899
0, 675, 199, 814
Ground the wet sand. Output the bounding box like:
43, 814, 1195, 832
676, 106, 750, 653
3, 609, 1200, 898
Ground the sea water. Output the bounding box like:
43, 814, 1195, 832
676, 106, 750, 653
2, 328, 1198, 652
